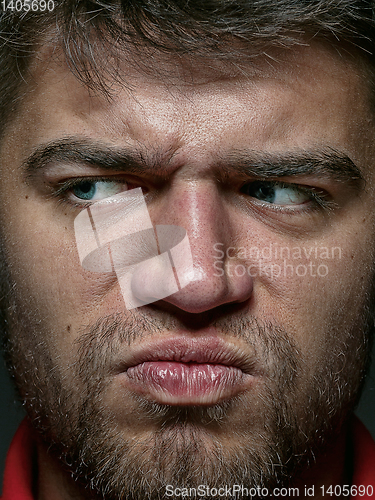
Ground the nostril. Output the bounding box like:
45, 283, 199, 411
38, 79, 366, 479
158, 263, 254, 314
146, 300, 252, 330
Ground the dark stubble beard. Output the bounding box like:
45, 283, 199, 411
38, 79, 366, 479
3, 295, 373, 500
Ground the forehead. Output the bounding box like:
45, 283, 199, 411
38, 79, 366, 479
5, 41, 375, 174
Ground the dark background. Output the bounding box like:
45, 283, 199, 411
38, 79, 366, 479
0, 346, 374, 491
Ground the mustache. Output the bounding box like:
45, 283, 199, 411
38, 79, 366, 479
74, 309, 300, 387
72, 309, 300, 430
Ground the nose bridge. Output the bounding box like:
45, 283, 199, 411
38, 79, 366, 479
167, 180, 228, 268
149, 179, 253, 313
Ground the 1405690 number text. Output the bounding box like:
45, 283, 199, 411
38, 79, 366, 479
1, 0, 55, 11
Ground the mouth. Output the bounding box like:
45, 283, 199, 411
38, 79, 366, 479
113, 336, 261, 406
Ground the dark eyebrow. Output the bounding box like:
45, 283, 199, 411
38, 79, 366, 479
23, 137, 365, 191
218, 148, 364, 189
23, 137, 173, 179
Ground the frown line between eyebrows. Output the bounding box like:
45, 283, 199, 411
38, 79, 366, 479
218, 148, 365, 189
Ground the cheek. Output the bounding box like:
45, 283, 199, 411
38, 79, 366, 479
5, 212, 78, 303
0, 199, 118, 365
2, 192, 123, 310
246, 227, 374, 361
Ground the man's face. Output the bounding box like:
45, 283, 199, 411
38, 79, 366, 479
0, 42, 375, 498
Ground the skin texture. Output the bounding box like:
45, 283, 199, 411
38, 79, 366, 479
0, 43, 375, 499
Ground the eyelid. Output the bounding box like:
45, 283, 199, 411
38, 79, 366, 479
52, 176, 127, 194
240, 179, 335, 213
48, 176, 132, 209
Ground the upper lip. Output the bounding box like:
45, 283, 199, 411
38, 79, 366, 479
111, 336, 262, 376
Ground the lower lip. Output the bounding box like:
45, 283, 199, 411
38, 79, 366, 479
125, 361, 247, 405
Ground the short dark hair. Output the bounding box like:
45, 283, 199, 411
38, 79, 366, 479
1, 0, 375, 136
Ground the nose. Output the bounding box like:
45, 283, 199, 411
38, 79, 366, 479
133, 181, 254, 313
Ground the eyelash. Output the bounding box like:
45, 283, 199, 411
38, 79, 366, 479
49, 176, 129, 209
239, 180, 335, 214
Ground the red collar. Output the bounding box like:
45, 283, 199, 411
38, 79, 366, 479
2, 417, 375, 499
2, 419, 35, 500
351, 418, 375, 489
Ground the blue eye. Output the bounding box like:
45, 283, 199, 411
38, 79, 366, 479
70, 180, 128, 202
241, 181, 310, 206
72, 181, 97, 200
